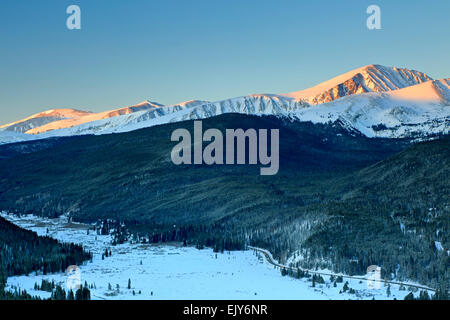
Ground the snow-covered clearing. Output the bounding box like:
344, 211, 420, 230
1, 212, 425, 300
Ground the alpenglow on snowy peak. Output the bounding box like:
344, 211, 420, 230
0, 109, 93, 134
290, 78, 450, 138
0, 65, 448, 144
0, 101, 165, 134
283, 64, 433, 104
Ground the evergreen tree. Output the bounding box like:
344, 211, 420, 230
343, 281, 349, 292
432, 287, 449, 300
404, 292, 415, 300
82, 287, 91, 300
75, 287, 83, 300
418, 290, 430, 300
67, 290, 74, 300
51, 285, 66, 300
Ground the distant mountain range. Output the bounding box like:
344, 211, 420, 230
0, 64, 448, 144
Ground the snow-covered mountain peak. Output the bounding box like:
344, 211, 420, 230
290, 78, 450, 138
135, 100, 165, 108
174, 100, 210, 107
283, 64, 433, 104
0, 108, 93, 133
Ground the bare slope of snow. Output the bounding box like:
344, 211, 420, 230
389, 78, 450, 102
0, 109, 93, 133
25, 101, 165, 134
283, 64, 433, 104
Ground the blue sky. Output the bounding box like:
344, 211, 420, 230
0, 0, 449, 124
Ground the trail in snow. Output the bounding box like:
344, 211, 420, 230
248, 246, 436, 294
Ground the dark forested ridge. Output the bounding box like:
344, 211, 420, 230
0, 113, 448, 290
0, 114, 410, 222
0, 136, 77, 160
252, 137, 449, 289
0, 216, 92, 299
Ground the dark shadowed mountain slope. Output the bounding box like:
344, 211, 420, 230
291, 137, 449, 288
0, 113, 409, 223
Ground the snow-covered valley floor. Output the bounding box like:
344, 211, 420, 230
1, 212, 426, 300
